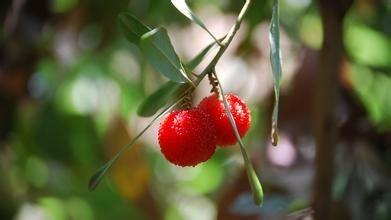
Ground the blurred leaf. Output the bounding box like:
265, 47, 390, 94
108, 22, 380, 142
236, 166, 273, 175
25, 156, 48, 188
214, 72, 264, 207
137, 81, 188, 117
299, 13, 323, 49
345, 23, 391, 67
185, 37, 225, 70
118, 12, 151, 45
105, 119, 150, 199
89, 96, 186, 191
179, 159, 223, 194
52, 0, 78, 13
140, 27, 193, 83
171, 0, 221, 45
351, 65, 391, 130
34, 103, 100, 164
39, 197, 67, 220
269, 0, 282, 146
67, 198, 94, 220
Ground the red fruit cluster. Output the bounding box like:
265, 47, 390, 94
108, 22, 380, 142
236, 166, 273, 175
158, 93, 251, 167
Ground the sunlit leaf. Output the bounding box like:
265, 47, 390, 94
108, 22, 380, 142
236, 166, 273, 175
214, 72, 264, 206
351, 65, 391, 130
299, 14, 323, 49
171, 0, 221, 45
88, 95, 187, 191
269, 0, 282, 146
345, 23, 390, 67
140, 27, 193, 83
118, 12, 151, 44
137, 81, 188, 117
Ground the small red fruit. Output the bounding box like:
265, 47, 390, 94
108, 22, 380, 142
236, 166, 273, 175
158, 108, 217, 167
198, 93, 251, 146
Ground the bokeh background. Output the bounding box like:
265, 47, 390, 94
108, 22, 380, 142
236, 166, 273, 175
0, 0, 390, 219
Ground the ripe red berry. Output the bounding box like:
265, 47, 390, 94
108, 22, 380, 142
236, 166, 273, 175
158, 108, 217, 167
198, 93, 251, 146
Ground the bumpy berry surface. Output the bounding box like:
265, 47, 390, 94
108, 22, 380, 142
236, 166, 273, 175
158, 109, 217, 167
198, 94, 251, 146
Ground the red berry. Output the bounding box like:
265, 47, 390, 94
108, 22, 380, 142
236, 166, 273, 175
158, 108, 217, 167
198, 94, 251, 146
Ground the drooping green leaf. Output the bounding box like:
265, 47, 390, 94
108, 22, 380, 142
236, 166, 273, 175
88, 95, 187, 191
137, 81, 189, 117
214, 72, 264, 206
171, 0, 221, 45
118, 12, 151, 44
269, 0, 282, 146
140, 27, 192, 83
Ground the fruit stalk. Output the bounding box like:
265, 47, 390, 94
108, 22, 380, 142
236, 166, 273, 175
89, 0, 253, 192
193, 0, 252, 86
213, 71, 264, 206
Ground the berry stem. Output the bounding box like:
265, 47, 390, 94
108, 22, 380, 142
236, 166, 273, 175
89, 0, 253, 192
271, 121, 279, 146
180, 89, 193, 109
213, 71, 264, 206
207, 72, 220, 96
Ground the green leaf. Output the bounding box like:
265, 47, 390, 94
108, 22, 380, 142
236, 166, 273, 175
269, 0, 282, 146
140, 27, 193, 84
137, 81, 188, 117
88, 95, 187, 191
185, 36, 225, 70
214, 72, 264, 206
88, 159, 112, 191
186, 42, 216, 70
171, 0, 221, 45
118, 12, 151, 44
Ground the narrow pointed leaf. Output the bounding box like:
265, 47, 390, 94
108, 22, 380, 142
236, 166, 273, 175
171, 0, 221, 45
118, 12, 151, 44
137, 81, 189, 117
88, 95, 187, 191
88, 162, 111, 191
214, 72, 264, 206
186, 42, 216, 70
185, 36, 225, 70
140, 27, 192, 83
269, 0, 282, 146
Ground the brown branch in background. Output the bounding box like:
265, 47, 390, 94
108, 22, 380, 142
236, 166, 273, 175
313, 0, 353, 219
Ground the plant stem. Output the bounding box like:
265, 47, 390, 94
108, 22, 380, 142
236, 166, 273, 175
194, 0, 251, 86
186, 2, 264, 206
213, 71, 264, 206
90, 0, 252, 192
